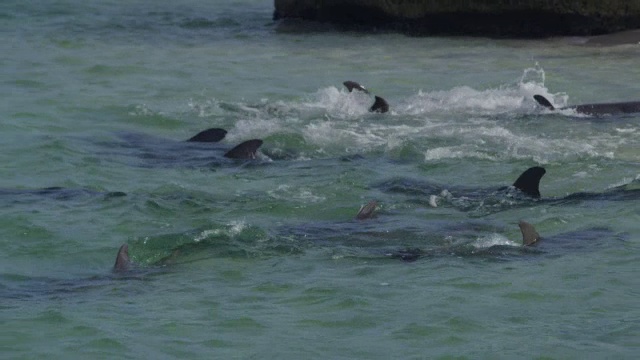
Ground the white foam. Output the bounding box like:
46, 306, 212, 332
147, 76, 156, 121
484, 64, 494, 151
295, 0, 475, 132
428, 195, 438, 207
615, 127, 637, 134
301, 120, 387, 152
424, 146, 498, 161
397, 65, 558, 116
181, 66, 633, 162
193, 220, 247, 242
472, 233, 520, 249
267, 184, 326, 204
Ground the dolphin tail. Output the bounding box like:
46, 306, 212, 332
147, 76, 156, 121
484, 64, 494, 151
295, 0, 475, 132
224, 139, 263, 159
113, 244, 131, 272
370, 96, 389, 113
355, 200, 378, 220
343, 80, 369, 94
186, 128, 228, 143
512, 166, 546, 198
519, 221, 540, 246
533, 95, 556, 110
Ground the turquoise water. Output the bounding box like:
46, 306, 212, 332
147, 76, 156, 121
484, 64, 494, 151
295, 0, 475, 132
1, 1, 639, 358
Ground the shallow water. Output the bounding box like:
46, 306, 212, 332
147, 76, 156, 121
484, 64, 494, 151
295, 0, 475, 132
1, 1, 639, 358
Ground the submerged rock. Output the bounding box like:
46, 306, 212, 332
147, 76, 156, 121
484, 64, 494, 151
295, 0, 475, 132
273, 0, 640, 37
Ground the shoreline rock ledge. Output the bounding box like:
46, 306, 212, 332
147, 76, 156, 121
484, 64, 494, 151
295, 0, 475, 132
273, 0, 640, 37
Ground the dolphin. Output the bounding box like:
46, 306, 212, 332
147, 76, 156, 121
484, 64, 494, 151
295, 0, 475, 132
534, 94, 640, 116
343, 80, 370, 94
355, 200, 378, 220
103, 127, 264, 167
113, 244, 131, 272
389, 220, 627, 262
2, 243, 153, 301
379, 166, 639, 215
343, 80, 389, 113
390, 220, 542, 262
518, 220, 540, 246
378, 166, 546, 204
222, 139, 264, 160
185, 127, 228, 143
511, 167, 639, 204
109, 195, 624, 270
182, 127, 263, 160
112, 200, 379, 272
9, 220, 541, 300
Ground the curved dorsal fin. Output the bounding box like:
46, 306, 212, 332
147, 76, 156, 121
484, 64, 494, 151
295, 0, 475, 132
186, 128, 228, 143
512, 166, 546, 198
224, 139, 263, 159
519, 221, 540, 246
113, 244, 131, 272
355, 200, 378, 220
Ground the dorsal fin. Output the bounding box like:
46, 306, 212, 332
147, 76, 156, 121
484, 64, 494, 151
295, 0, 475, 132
224, 139, 263, 159
355, 200, 378, 220
370, 96, 389, 113
534, 95, 556, 110
343, 80, 369, 94
113, 244, 131, 272
519, 221, 540, 246
512, 166, 546, 198
186, 128, 227, 143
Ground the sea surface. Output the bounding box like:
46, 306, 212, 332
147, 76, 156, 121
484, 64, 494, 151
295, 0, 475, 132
1, 1, 639, 358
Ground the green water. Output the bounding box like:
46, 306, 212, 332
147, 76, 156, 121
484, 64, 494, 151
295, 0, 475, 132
1, 0, 639, 358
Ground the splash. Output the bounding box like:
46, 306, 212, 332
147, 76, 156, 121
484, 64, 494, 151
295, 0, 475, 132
472, 233, 520, 250
268, 184, 326, 204
178, 65, 632, 162
398, 64, 561, 116
193, 220, 247, 243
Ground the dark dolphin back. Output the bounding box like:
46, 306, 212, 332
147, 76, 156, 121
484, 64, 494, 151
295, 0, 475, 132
535, 94, 640, 115
224, 139, 263, 159
186, 128, 228, 143
573, 101, 640, 115
370, 96, 389, 113
512, 166, 546, 198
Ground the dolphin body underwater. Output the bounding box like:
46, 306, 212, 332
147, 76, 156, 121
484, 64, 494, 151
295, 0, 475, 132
533, 94, 640, 116
102, 127, 264, 168
113, 201, 624, 269
108, 163, 636, 271
185, 128, 263, 160
388, 220, 627, 262
379, 166, 640, 213
0, 128, 262, 202
110, 199, 547, 272
2, 203, 620, 301
111, 201, 382, 273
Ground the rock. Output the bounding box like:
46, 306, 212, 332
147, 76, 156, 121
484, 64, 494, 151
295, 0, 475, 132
273, 0, 640, 37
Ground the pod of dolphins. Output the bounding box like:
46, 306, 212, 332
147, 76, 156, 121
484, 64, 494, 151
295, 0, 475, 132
4, 78, 638, 278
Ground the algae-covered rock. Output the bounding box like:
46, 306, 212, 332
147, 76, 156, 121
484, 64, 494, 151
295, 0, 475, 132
273, 0, 640, 37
